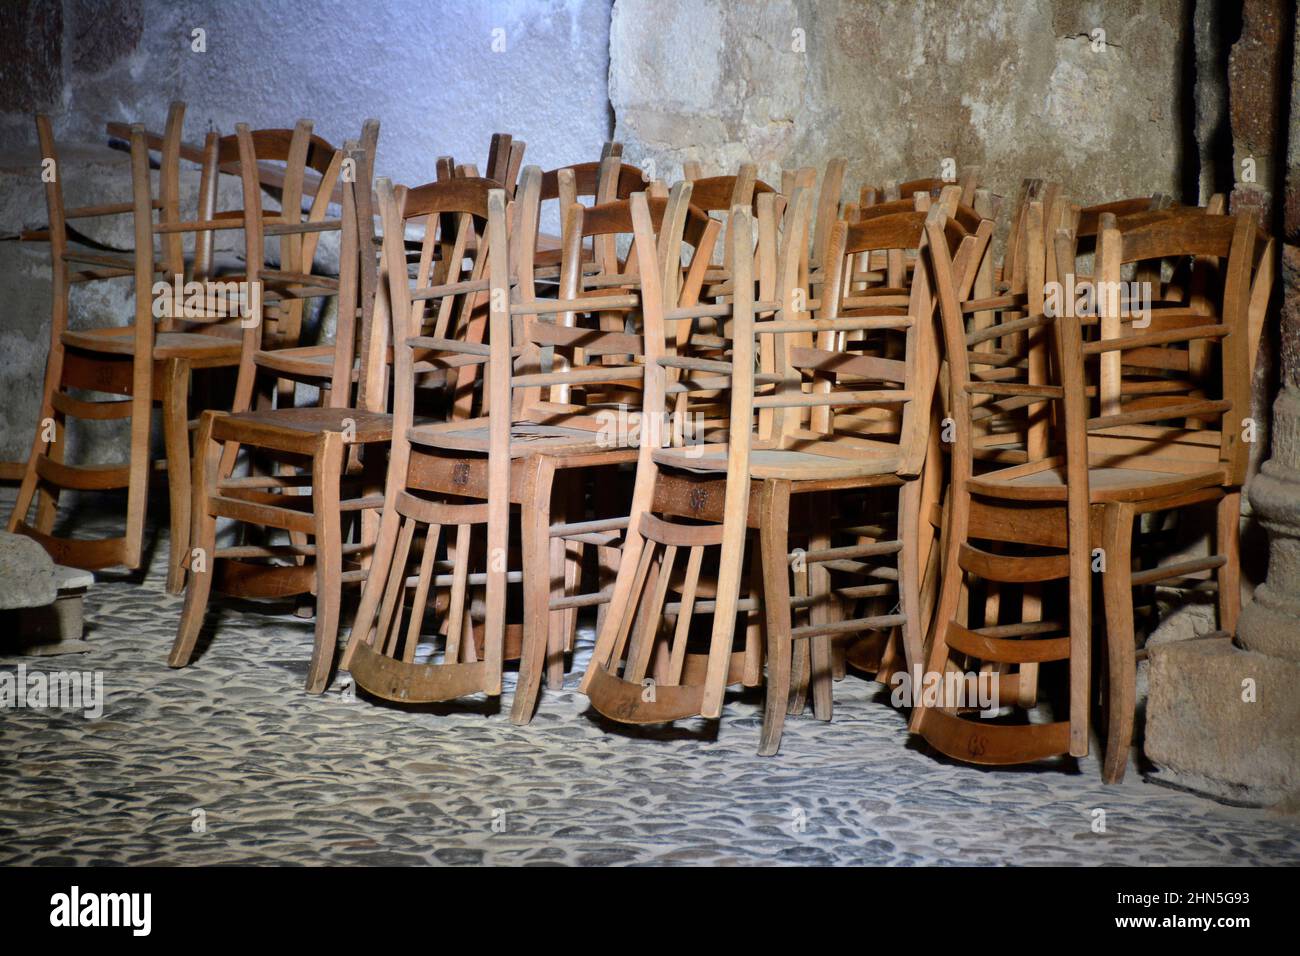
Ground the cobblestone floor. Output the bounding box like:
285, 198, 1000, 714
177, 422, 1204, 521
2, 490, 1297, 866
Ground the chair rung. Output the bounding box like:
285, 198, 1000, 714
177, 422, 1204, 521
1131, 555, 1225, 587
408, 277, 491, 301
969, 395, 1042, 422
966, 312, 1050, 346
550, 516, 629, 537
759, 316, 910, 334
658, 355, 732, 374
34, 455, 131, 491
207, 494, 315, 533
512, 364, 644, 388
964, 383, 1061, 399
339, 493, 385, 512
214, 542, 369, 560
50, 391, 134, 420
753, 390, 908, 409
514, 293, 638, 314
958, 543, 1069, 583
792, 613, 906, 641
550, 588, 613, 610
403, 570, 524, 588
802, 540, 901, 563
639, 513, 725, 547
407, 335, 490, 356
11, 521, 130, 570
945, 622, 1070, 664
1081, 324, 1228, 354
1086, 400, 1230, 432
834, 583, 896, 599
822, 560, 898, 579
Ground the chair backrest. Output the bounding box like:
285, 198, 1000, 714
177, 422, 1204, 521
1086, 207, 1266, 484
222, 121, 365, 418
507, 172, 716, 428
37, 101, 189, 315
485, 131, 526, 194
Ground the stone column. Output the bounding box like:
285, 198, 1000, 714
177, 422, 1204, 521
1144, 0, 1300, 806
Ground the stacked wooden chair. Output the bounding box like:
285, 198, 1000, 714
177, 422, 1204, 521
168, 119, 383, 693
341, 170, 718, 723
579, 177, 982, 754
911, 194, 1273, 779
8, 103, 245, 588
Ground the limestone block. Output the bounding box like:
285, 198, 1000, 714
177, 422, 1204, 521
1145, 637, 1300, 806
610, 0, 1185, 236
0, 530, 58, 611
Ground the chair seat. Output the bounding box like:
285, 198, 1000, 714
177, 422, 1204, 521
62, 326, 243, 364
407, 418, 610, 458
653, 444, 901, 481
969, 460, 1228, 504
254, 345, 344, 380
213, 406, 392, 446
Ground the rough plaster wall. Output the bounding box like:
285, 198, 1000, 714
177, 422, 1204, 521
0, 0, 614, 179
0, 0, 613, 463
609, 0, 1187, 210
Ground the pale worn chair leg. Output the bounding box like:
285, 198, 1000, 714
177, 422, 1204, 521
305, 430, 344, 694
1101, 502, 1137, 784
807, 518, 833, 720
511, 456, 556, 724
35, 413, 64, 532
163, 358, 192, 594
340, 488, 404, 671
787, 560, 811, 717
759, 479, 793, 756
1216, 491, 1241, 636
169, 413, 221, 668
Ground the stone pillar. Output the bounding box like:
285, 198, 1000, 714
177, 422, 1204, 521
1144, 0, 1300, 807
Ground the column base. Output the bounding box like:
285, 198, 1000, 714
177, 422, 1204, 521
1144, 637, 1300, 807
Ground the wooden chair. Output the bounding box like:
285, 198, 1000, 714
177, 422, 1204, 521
912, 201, 1271, 775
534, 152, 647, 274
581, 189, 966, 754
1070, 208, 1272, 781
168, 121, 385, 694
8, 105, 244, 587
343, 173, 714, 722
910, 198, 1094, 766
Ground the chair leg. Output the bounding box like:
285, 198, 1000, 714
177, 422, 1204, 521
169, 413, 220, 668
758, 479, 793, 756
306, 431, 345, 694
807, 521, 834, 721
511, 456, 555, 724
340, 487, 404, 671
1216, 491, 1241, 637
162, 358, 192, 594
35, 413, 64, 533
787, 566, 811, 717
897, 478, 924, 671
1101, 502, 1137, 784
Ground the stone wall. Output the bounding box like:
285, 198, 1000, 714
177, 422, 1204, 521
0, 0, 1220, 465
0, 0, 614, 464
610, 0, 1189, 211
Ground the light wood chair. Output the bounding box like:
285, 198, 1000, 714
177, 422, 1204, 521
8, 105, 244, 586
343, 173, 714, 722
1071, 208, 1273, 781
168, 121, 385, 694
910, 198, 1094, 766
581, 188, 966, 754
